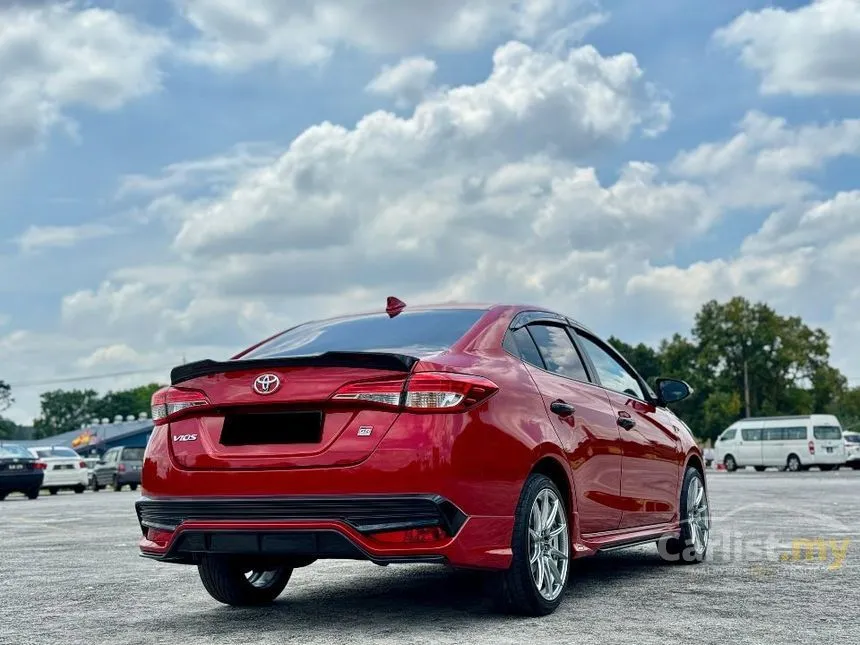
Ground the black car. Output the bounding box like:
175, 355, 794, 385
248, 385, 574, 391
0, 443, 45, 500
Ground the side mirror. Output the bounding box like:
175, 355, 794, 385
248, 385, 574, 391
656, 378, 693, 405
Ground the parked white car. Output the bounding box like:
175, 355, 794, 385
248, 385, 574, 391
28, 446, 88, 494
714, 414, 846, 472
844, 431, 860, 470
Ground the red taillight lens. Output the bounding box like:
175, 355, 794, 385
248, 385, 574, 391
151, 386, 210, 425
403, 372, 498, 410
117, 463, 126, 473
34, 461, 47, 470
331, 371, 498, 412
79, 461, 86, 469
808, 441, 815, 454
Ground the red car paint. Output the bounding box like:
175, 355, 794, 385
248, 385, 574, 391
137, 303, 704, 571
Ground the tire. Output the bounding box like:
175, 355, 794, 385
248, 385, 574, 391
129, 484, 138, 491
754, 466, 766, 472
26, 488, 39, 500
658, 467, 709, 565
786, 454, 802, 472
90, 477, 101, 492
113, 478, 123, 492
495, 473, 570, 617
74, 485, 86, 494
197, 556, 293, 606
818, 465, 835, 472
0, 492, 7, 501
724, 455, 737, 472
48, 488, 58, 496
852, 464, 860, 470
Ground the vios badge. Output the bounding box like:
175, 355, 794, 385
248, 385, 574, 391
253, 373, 281, 395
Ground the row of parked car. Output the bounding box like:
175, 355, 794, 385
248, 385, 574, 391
0, 443, 144, 500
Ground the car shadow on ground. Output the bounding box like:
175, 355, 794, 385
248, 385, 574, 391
147, 549, 667, 634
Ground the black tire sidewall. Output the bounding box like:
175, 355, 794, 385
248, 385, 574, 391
198, 556, 293, 606
662, 467, 709, 564
500, 473, 570, 616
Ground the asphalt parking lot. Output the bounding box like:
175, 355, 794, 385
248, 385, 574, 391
1, 470, 858, 645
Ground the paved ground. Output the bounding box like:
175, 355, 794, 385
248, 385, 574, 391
1, 470, 858, 645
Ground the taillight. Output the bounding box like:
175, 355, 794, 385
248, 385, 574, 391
808, 441, 815, 454
331, 371, 498, 412
79, 461, 86, 469
151, 386, 210, 425
34, 461, 47, 470
117, 463, 126, 473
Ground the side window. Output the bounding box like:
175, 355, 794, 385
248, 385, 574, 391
504, 327, 546, 370
527, 324, 590, 382
741, 428, 762, 441
721, 429, 737, 441
785, 427, 807, 441
764, 428, 784, 441
575, 333, 646, 400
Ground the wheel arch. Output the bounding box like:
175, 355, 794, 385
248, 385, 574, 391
530, 453, 576, 519
684, 453, 705, 482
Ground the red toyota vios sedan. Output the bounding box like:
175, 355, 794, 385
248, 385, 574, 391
137, 300, 709, 616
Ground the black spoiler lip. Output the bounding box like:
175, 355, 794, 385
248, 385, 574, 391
170, 351, 420, 385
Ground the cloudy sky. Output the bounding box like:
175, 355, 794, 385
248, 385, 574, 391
1, 0, 859, 424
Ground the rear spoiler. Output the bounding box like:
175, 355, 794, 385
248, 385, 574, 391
170, 351, 420, 385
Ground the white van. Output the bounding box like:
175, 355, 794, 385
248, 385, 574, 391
714, 415, 846, 472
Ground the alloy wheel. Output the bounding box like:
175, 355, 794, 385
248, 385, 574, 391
527, 488, 569, 601
245, 569, 282, 589
685, 475, 710, 556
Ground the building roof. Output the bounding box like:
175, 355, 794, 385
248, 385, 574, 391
13, 420, 153, 449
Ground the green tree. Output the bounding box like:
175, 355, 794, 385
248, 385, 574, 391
607, 337, 661, 384
92, 383, 164, 421
692, 297, 838, 422
609, 298, 849, 442
0, 380, 11, 413
33, 389, 100, 439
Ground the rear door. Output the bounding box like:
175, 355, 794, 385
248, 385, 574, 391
505, 322, 623, 535
96, 448, 118, 485
573, 330, 683, 529
813, 424, 844, 460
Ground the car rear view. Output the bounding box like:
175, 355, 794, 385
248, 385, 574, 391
0, 444, 45, 500
136, 306, 511, 606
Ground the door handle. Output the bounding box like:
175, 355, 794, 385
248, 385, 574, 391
550, 400, 576, 417
617, 416, 636, 431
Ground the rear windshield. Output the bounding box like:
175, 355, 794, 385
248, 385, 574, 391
845, 435, 860, 444
40, 447, 79, 458
813, 426, 842, 440
242, 309, 487, 359
0, 445, 32, 459
121, 448, 145, 461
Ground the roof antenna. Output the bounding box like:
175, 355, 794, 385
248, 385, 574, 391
386, 296, 406, 318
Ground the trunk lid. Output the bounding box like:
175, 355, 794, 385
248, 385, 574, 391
166, 354, 416, 471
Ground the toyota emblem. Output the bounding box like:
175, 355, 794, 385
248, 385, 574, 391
253, 373, 281, 395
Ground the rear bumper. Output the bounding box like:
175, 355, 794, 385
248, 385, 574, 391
0, 472, 44, 492
135, 495, 513, 569
41, 470, 88, 488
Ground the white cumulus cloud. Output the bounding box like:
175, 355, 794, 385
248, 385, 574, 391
715, 0, 860, 96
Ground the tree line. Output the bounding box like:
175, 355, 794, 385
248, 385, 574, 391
0, 383, 164, 440
608, 297, 860, 442
2, 297, 859, 442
